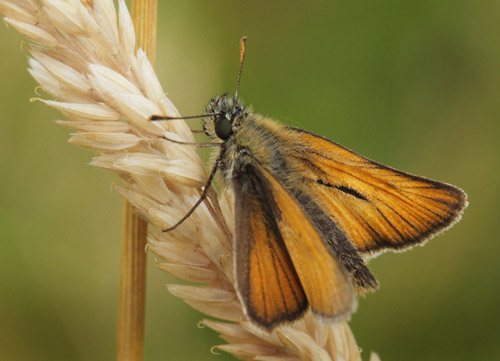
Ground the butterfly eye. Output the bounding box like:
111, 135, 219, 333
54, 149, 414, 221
215, 117, 233, 140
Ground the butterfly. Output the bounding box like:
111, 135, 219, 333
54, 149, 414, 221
151, 37, 467, 330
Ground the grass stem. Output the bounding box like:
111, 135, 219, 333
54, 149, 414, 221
117, 1, 157, 360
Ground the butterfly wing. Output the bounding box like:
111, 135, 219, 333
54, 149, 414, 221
234, 162, 355, 329
234, 167, 307, 329
286, 127, 467, 259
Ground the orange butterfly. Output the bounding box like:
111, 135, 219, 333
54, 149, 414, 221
152, 37, 467, 330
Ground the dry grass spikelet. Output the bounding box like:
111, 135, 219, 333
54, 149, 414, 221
0, 0, 379, 360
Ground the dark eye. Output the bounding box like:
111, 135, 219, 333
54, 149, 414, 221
214, 117, 233, 140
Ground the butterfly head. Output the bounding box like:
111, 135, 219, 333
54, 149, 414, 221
203, 94, 251, 141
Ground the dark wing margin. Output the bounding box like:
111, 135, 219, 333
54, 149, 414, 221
234, 165, 307, 329
286, 126, 468, 257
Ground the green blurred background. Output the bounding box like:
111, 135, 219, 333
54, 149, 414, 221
1, 1, 499, 360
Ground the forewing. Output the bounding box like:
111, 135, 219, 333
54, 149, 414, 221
234, 170, 307, 329
248, 164, 356, 321
288, 127, 467, 257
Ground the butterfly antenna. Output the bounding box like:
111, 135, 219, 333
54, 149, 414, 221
150, 113, 219, 121
234, 36, 248, 101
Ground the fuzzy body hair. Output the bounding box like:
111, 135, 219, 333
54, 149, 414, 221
203, 94, 302, 190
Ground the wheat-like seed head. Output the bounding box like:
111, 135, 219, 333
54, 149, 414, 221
0, 1, 380, 360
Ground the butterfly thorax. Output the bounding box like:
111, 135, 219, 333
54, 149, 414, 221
203, 96, 295, 188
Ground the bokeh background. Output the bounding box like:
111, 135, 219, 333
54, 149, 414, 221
1, 1, 499, 360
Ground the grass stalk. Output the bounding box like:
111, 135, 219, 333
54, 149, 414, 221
117, 1, 157, 361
